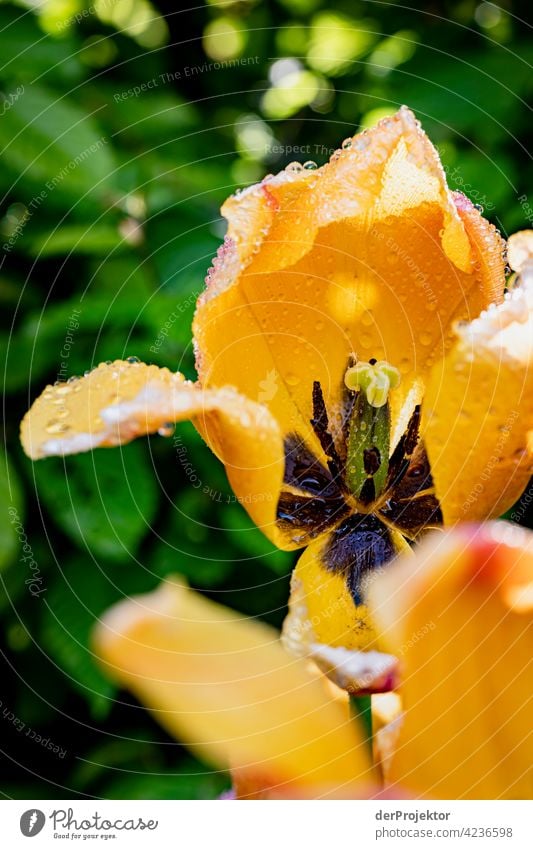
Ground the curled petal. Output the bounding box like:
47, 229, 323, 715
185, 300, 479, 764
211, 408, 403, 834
20, 360, 285, 541
422, 278, 533, 524
368, 523, 533, 799
93, 578, 372, 798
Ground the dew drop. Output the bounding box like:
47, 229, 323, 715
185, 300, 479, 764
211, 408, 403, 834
419, 331, 432, 346
286, 372, 300, 387
55, 385, 72, 396
158, 422, 175, 437
361, 310, 373, 327
360, 333, 372, 348
303, 160, 317, 170
286, 161, 303, 173
315, 321, 324, 332
341, 138, 353, 150
45, 420, 70, 435
127, 356, 140, 364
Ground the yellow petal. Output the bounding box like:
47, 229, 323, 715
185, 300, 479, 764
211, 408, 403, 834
20, 360, 285, 542
283, 536, 377, 653
422, 278, 533, 524
93, 578, 372, 797
194, 109, 505, 458
282, 527, 410, 663
368, 522, 533, 799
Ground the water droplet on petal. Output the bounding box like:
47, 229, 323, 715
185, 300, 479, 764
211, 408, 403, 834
158, 422, 175, 437
127, 356, 140, 364
303, 160, 317, 170
341, 138, 353, 150
45, 420, 70, 434
286, 372, 300, 387
419, 331, 432, 346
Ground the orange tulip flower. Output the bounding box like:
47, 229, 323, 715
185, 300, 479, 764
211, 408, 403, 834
21, 109, 532, 685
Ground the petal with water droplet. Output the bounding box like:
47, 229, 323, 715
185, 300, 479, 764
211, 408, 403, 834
21, 360, 286, 545
195, 110, 505, 461
422, 279, 533, 523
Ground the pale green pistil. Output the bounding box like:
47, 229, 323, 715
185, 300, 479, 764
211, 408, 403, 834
344, 359, 401, 501
344, 361, 401, 408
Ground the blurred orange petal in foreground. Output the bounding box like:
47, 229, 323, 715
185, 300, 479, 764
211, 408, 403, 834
94, 521, 532, 799
368, 522, 533, 800
93, 579, 373, 799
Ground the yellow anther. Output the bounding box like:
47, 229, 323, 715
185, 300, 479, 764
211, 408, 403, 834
344, 360, 401, 408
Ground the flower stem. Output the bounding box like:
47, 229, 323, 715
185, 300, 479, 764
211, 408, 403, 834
350, 694, 373, 756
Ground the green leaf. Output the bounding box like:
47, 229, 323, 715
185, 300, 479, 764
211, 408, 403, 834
31, 443, 159, 563
0, 8, 83, 86
0, 83, 116, 206
23, 222, 127, 257
104, 760, 230, 800
0, 449, 24, 571
40, 559, 120, 718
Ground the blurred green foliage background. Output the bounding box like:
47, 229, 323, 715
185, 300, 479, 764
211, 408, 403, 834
1, 0, 532, 799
